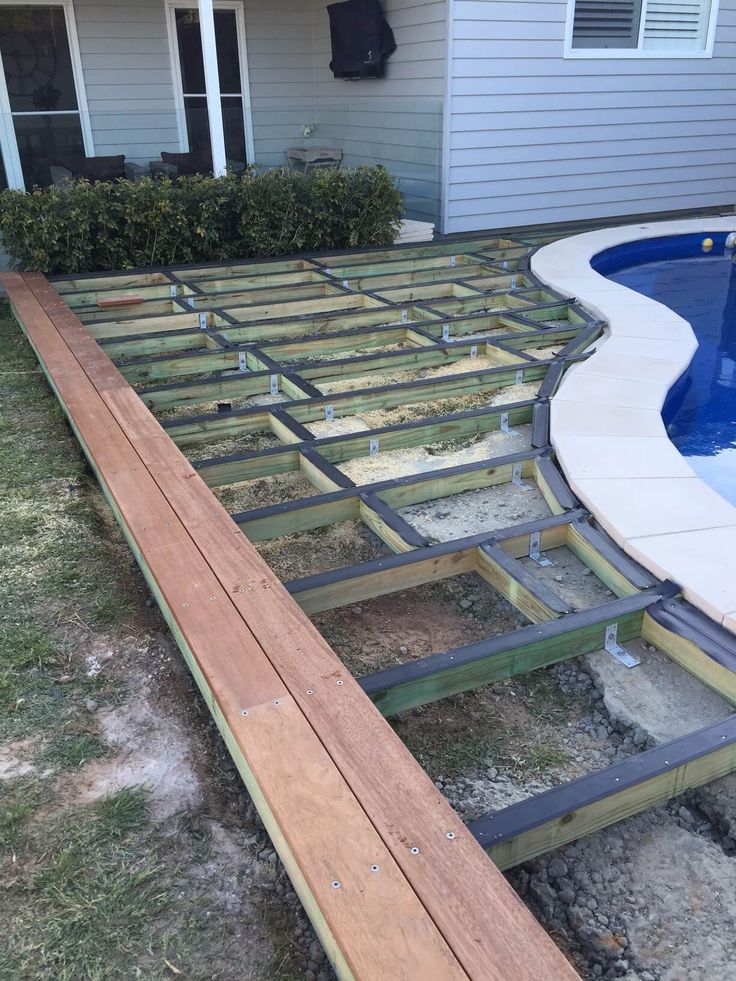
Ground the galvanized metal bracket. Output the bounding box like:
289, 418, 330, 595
237, 351, 248, 373
270, 374, 279, 397
325, 403, 334, 422
186, 295, 196, 309
500, 411, 518, 437
369, 438, 379, 456
604, 623, 640, 668
529, 530, 552, 567
400, 309, 408, 324
198, 312, 208, 330
515, 368, 524, 385
442, 324, 450, 341
511, 462, 531, 490
169, 284, 178, 298
470, 344, 478, 359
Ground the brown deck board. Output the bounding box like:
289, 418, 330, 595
5, 269, 579, 980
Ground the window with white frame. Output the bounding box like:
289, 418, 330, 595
568, 0, 717, 55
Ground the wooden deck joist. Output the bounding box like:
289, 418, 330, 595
359, 586, 678, 716
4, 270, 579, 981
470, 712, 736, 869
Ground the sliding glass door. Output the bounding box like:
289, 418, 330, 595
170, 3, 252, 168
0, 3, 91, 189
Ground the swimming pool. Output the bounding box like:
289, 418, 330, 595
593, 232, 736, 507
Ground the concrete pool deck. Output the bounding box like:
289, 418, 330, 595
534, 216, 736, 635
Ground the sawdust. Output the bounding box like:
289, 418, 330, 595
155, 390, 288, 423
315, 354, 497, 396
306, 415, 369, 438
489, 381, 540, 404
337, 424, 533, 485
293, 340, 409, 364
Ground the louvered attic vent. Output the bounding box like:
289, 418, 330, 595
570, 0, 713, 50
572, 0, 642, 46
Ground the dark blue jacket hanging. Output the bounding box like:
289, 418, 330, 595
327, 0, 396, 79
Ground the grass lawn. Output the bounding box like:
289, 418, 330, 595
0, 303, 311, 980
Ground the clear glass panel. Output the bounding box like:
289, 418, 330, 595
175, 9, 205, 94
175, 9, 241, 95
13, 112, 84, 187
221, 96, 245, 162
214, 11, 241, 94
183, 95, 246, 166
0, 6, 79, 112
183, 95, 210, 155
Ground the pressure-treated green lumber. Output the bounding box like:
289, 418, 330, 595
162, 362, 549, 446
475, 713, 736, 870
360, 587, 676, 716
232, 453, 551, 542
193, 401, 536, 488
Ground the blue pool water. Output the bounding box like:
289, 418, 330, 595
592, 232, 736, 506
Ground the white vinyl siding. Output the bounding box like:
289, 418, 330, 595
444, 0, 736, 234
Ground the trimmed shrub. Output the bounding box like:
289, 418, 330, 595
0, 165, 402, 274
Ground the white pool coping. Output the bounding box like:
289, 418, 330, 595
532, 216, 736, 634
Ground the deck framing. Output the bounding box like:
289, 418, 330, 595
8, 228, 736, 979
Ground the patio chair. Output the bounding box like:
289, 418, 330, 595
150, 150, 246, 178
50, 154, 147, 184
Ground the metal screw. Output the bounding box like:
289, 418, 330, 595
241, 709, 248, 716
331, 880, 341, 889
446, 832, 456, 839
410, 846, 420, 855
336, 680, 343, 686
370, 864, 379, 873
306, 689, 314, 695
273, 699, 281, 706
182, 603, 189, 608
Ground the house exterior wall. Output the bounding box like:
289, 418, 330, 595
69, 0, 444, 221
244, 0, 317, 166
311, 0, 446, 221
444, 0, 736, 233
73, 0, 181, 163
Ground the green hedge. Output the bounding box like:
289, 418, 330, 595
0, 166, 402, 274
